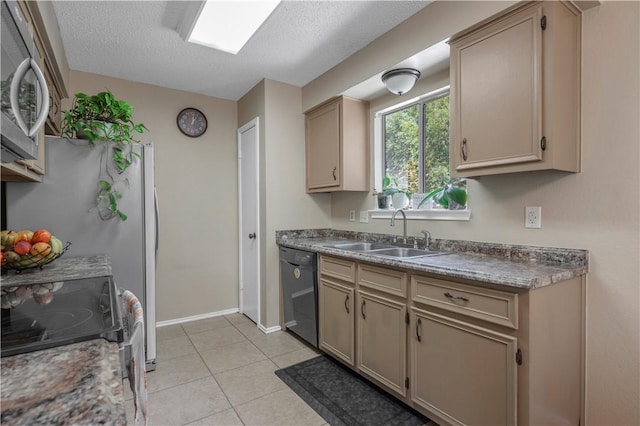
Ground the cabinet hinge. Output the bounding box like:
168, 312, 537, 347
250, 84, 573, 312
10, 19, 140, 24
516, 349, 523, 366
405, 377, 410, 388
405, 312, 410, 325
540, 136, 547, 151
541, 15, 547, 30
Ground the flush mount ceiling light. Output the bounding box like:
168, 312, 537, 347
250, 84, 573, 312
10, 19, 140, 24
179, 0, 281, 55
381, 68, 421, 95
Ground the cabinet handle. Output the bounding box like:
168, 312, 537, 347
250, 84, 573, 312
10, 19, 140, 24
332, 166, 337, 181
444, 292, 469, 302
416, 318, 422, 342
361, 299, 366, 319
344, 294, 350, 314
461, 138, 468, 161
248, 233, 256, 239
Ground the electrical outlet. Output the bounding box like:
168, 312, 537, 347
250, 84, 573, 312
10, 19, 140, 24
359, 211, 369, 223
349, 210, 356, 222
525, 206, 542, 228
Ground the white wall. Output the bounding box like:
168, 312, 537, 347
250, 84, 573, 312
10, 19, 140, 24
65, 71, 240, 322
306, 2, 640, 424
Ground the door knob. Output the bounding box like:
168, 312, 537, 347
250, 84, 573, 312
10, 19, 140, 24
248, 233, 256, 239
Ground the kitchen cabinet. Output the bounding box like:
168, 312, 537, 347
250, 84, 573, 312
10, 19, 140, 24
356, 263, 408, 397
318, 256, 356, 366
317, 253, 584, 426
305, 96, 369, 192
409, 273, 583, 426
1, 0, 67, 182
449, 1, 581, 177
410, 303, 517, 425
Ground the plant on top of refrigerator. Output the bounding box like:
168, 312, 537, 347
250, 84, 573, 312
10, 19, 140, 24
61, 90, 148, 221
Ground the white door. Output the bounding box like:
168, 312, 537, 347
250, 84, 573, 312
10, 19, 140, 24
238, 118, 260, 324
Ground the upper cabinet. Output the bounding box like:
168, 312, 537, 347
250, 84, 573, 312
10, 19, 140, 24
305, 96, 369, 193
449, 1, 581, 177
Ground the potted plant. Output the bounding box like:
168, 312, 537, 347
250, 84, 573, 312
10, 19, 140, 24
382, 174, 411, 209
61, 90, 148, 221
417, 179, 467, 210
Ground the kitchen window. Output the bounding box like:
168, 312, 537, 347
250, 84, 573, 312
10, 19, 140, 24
383, 88, 450, 195
372, 86, 470, 221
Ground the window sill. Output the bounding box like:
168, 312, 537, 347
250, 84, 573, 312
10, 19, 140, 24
369, 208, 471, 221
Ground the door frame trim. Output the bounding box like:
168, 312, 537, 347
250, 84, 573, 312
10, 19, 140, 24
237, 117, 261, 327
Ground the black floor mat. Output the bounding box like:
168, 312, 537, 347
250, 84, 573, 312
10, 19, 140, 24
275, 355, 429, 426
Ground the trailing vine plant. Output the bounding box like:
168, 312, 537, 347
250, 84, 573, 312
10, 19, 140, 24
61, 90, 147, 221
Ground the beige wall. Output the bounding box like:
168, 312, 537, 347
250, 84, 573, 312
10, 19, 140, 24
239, 79, 332, 327
66, 70, 239, 322
310, 2, 640, 424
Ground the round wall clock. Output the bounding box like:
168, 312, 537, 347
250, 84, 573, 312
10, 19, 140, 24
177, 107, 207, 137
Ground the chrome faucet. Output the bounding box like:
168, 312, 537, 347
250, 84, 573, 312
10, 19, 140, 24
421, 229, 431, 250
390, 209, 407, 244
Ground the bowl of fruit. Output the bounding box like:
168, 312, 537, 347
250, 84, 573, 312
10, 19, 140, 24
1, 229, 69, 272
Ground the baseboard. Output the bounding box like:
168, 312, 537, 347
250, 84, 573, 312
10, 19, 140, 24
156, 307, 240, 327
157, 307, 282, 335
259, 323, 282, 334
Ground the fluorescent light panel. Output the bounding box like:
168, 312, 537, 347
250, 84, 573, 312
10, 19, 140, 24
188, 0, 281, 54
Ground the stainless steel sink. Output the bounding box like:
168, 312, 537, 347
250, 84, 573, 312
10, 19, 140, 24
370, 247, 443, 258
327, 242, 394, 251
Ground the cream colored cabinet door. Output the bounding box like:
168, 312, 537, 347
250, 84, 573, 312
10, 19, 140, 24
410, 308, 518, 426
450, 1, 581, 177
305, 96, 369, 193
451, 5, 543, 173
319, 278, 355, 366
356, 291, 407, 397
306, 100, 341, 191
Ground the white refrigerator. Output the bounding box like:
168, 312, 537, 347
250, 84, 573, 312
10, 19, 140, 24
5, 136, 158, 370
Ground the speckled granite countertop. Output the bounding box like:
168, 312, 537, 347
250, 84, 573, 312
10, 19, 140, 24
1, 255, 112, 288
276, 229, 588, 290
1, 338, 126, 425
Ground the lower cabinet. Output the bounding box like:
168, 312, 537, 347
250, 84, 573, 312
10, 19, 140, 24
410, 308, 517, 426
318, 277, 355, 366
318, 255, 584, 426
356, 290, 407, 397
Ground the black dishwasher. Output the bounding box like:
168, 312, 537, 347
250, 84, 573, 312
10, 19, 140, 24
280, 247, 318, 347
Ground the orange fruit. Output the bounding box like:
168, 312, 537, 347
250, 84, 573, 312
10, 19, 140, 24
30, 242, 51, 257
14, 241, 32, 255
31, 229, 51, 244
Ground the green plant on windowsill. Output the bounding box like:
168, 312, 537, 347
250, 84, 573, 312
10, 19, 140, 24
382, 175, 412, 209
417, 179, 468, 210
62, 90, 148, 221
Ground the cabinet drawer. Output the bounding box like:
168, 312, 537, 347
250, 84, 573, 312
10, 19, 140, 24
320, 255, 356, 283
411, 275, 518, 329
359, 263, 407, 298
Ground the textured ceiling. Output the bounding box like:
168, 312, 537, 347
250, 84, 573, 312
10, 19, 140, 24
51, 1, 434, 101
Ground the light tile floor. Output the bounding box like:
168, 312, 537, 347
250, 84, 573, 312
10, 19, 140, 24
125, 313, 437, 426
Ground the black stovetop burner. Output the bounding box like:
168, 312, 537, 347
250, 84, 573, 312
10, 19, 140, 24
1, 276, 124, 357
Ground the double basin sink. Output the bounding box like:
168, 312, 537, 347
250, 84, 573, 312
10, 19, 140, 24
325, 242, 448, 260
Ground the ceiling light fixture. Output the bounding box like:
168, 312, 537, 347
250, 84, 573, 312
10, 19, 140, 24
179, 0, 281, 55
381, 68, 421, 95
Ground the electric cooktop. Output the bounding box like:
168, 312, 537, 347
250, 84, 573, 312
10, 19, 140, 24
1, 275, 124, 357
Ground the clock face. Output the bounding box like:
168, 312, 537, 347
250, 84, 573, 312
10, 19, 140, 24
177, 108, 207, 137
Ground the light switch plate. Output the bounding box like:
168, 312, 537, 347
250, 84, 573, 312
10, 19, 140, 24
525, 206, 542, 228
349, 210, 356, 222
359, 211, 369, 223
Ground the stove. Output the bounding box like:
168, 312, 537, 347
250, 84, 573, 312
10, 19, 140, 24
1, 276, 124, 357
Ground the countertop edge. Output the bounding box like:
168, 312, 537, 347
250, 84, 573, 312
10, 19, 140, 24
276, 230, 588, 290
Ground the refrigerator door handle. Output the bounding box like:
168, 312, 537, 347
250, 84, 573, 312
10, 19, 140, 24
154, 187, 159, 268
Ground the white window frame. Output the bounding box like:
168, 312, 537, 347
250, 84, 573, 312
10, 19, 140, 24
371, 85, 470, 221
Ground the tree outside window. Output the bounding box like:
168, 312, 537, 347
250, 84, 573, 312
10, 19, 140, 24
383, 92, 450, 196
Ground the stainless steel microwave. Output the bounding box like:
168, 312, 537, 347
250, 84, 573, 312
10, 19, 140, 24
1, 0, 49, 163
